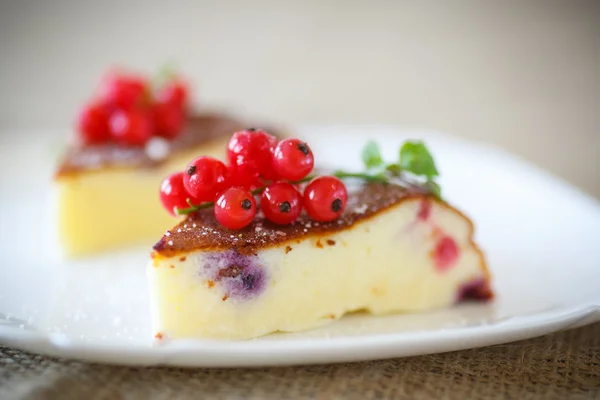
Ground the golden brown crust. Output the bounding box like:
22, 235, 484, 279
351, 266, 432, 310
55, 112, 284, 177
153, 182, 431, 256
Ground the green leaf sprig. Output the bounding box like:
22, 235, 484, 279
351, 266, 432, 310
358, 139, 442, 198
175, 139, 442, 215
153, 61, 179, 91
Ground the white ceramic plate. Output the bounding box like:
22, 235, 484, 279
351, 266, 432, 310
1, 127, 599, 367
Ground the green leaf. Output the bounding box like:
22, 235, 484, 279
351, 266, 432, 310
427, 180, 442, 199
362, 140, 383, 169
399, 141, 439, 179
152, 61, 179, 92
385, 163, 402, 176
157, 61, 178, 82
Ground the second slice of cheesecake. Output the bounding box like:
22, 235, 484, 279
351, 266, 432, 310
55, 113, 284, 256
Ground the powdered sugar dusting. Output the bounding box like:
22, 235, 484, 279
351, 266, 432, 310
353, 204, 368, 215
145, 138, 170, 161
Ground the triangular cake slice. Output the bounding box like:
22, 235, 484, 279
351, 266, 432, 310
148, 182, 492, 340
55, 113, 285, 256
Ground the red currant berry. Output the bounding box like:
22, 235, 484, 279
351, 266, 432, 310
227, 128, 277, 178
272, 138, 314, 181
157, 79, 188, 108
227, 164, 264, 190
214, 187, 257, 230
183, 156, 229, 202
153, 103, 184, 139
109, 109, 154, 146
261, 182, 303, 225
77, 101, 111, 145
160, 172, 192, 216
303, 176, 348, 222
100, 73, 148, 110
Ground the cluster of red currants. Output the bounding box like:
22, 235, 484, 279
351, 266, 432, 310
159, 129, 348, 229
76, 70, 188, 146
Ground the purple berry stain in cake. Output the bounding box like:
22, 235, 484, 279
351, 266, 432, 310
457, 278, 493, 302
202, 250, 266, 300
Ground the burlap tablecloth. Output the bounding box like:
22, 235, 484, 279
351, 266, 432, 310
1, 323, 599, 400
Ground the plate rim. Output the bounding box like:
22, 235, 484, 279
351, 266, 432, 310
1, 302, 599, 367
2, 126, 599, 367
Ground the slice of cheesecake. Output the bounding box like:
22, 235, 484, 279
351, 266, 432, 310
148, 182, 492, 340
55, 112, 284, 256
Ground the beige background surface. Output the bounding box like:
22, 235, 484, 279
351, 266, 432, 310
0, 0, 598, 196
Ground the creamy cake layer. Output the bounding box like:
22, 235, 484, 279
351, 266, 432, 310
148, 183, 492, 340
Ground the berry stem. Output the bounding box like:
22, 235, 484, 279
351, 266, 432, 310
185, 198, 212, 210
332, 171, 388, 183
